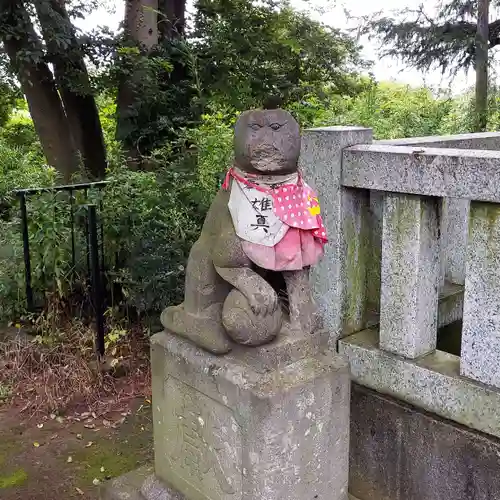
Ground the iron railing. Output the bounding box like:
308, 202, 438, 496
15, 181, 109, 358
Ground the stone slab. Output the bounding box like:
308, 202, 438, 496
366, 191, 383, 311
437, 281, 463, 327
339, 328, 500, 440
461, 202, 500, 389
349, 383, 500, 500
379, 193, 440, 359
375, 131, 500, 150
151, 330, 351, 500
100, 465, 153, 500
441, 197, 469, 285
102, 466, 360, 500
342, 144, 500, 203
359, 281, 463, 331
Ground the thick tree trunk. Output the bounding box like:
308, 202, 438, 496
34, 0, 107, 180
159, 0, 186, 40
116, 0, 159, 161
475, 0, 490, 132
0, 0, 79, 181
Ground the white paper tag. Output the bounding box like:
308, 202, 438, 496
228, 180, 289, 247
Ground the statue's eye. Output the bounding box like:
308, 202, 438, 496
250, 123, 262, 131
270, 123, 281, 131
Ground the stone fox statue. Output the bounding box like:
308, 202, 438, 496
161, 108, 327, 354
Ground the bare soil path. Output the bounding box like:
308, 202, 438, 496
0, 398, 152, 500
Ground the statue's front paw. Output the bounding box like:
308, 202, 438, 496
223, 290, 282, 346
294, 301, 323, 335
248, 290, 278, 316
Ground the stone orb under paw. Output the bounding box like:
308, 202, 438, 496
222, 289, 282, 346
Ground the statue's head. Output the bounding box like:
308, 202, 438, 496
233, 108, 301, 175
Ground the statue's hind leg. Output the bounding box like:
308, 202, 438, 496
160, 239, 232, 354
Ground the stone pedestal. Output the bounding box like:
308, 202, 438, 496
101, 327, 351, 500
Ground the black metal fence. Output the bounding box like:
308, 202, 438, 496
15, 181, 109, 359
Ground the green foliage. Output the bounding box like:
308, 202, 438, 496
101, 162, 206, 314
95, 93, 123, 169
113, 40, 200, 158
439, 85, 500, 134
182, 108, 237, 199
0, 140, 55, 204
0, 81, 19, 127
0, 111, 42, 154
0, 138, 60, 319
110, 0, 365, 159
193, 0, 363, 109
334, 82, 455, 139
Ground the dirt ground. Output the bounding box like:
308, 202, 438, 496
0, 398, 153, 500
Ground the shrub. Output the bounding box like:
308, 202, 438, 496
334, 82, 454, 139
181, 108, 237, 200
0, 112, 42, 154
100, 160, 207, 316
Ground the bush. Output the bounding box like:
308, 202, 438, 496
0, 112, 42, 154
182, 108, 236, 200
100, 160, 208, 316
333, 82, 454, 139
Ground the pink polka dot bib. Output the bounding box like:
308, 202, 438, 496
223, 167, 327, 271
272, 183, 327, 241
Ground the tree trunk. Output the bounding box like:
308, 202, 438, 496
116, 0, 159, 161
475, 0, 489, 132
159, 0, 186, 40
34, 0, 107, 180
0, 0, 79, 182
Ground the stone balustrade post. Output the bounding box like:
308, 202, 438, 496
300, 126, 373, 345
461, 201, 500, 388
379, 193, 440, 359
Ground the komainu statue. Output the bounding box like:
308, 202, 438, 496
161, 107, 327, 354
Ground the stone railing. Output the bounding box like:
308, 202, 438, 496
300, 127, 500, 441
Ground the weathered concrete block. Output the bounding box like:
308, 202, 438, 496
101, 467, 361, 500
438, 282, 464, 328
342, 144, 500, 203
441, 197, 469, 285
339, 329, 500, 440
376, 130, 500, 150
461, 202, 500, 388
379, 193, 440, 358
350, 384, 500, 500
149, 330, 350, 500
300, 126, 373, 344
100, 465, 154, 500
366, 191, 383, 311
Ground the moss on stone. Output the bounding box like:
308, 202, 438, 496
344, 198, 370, 332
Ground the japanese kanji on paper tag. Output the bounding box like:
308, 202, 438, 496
228, 179, 289, 247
